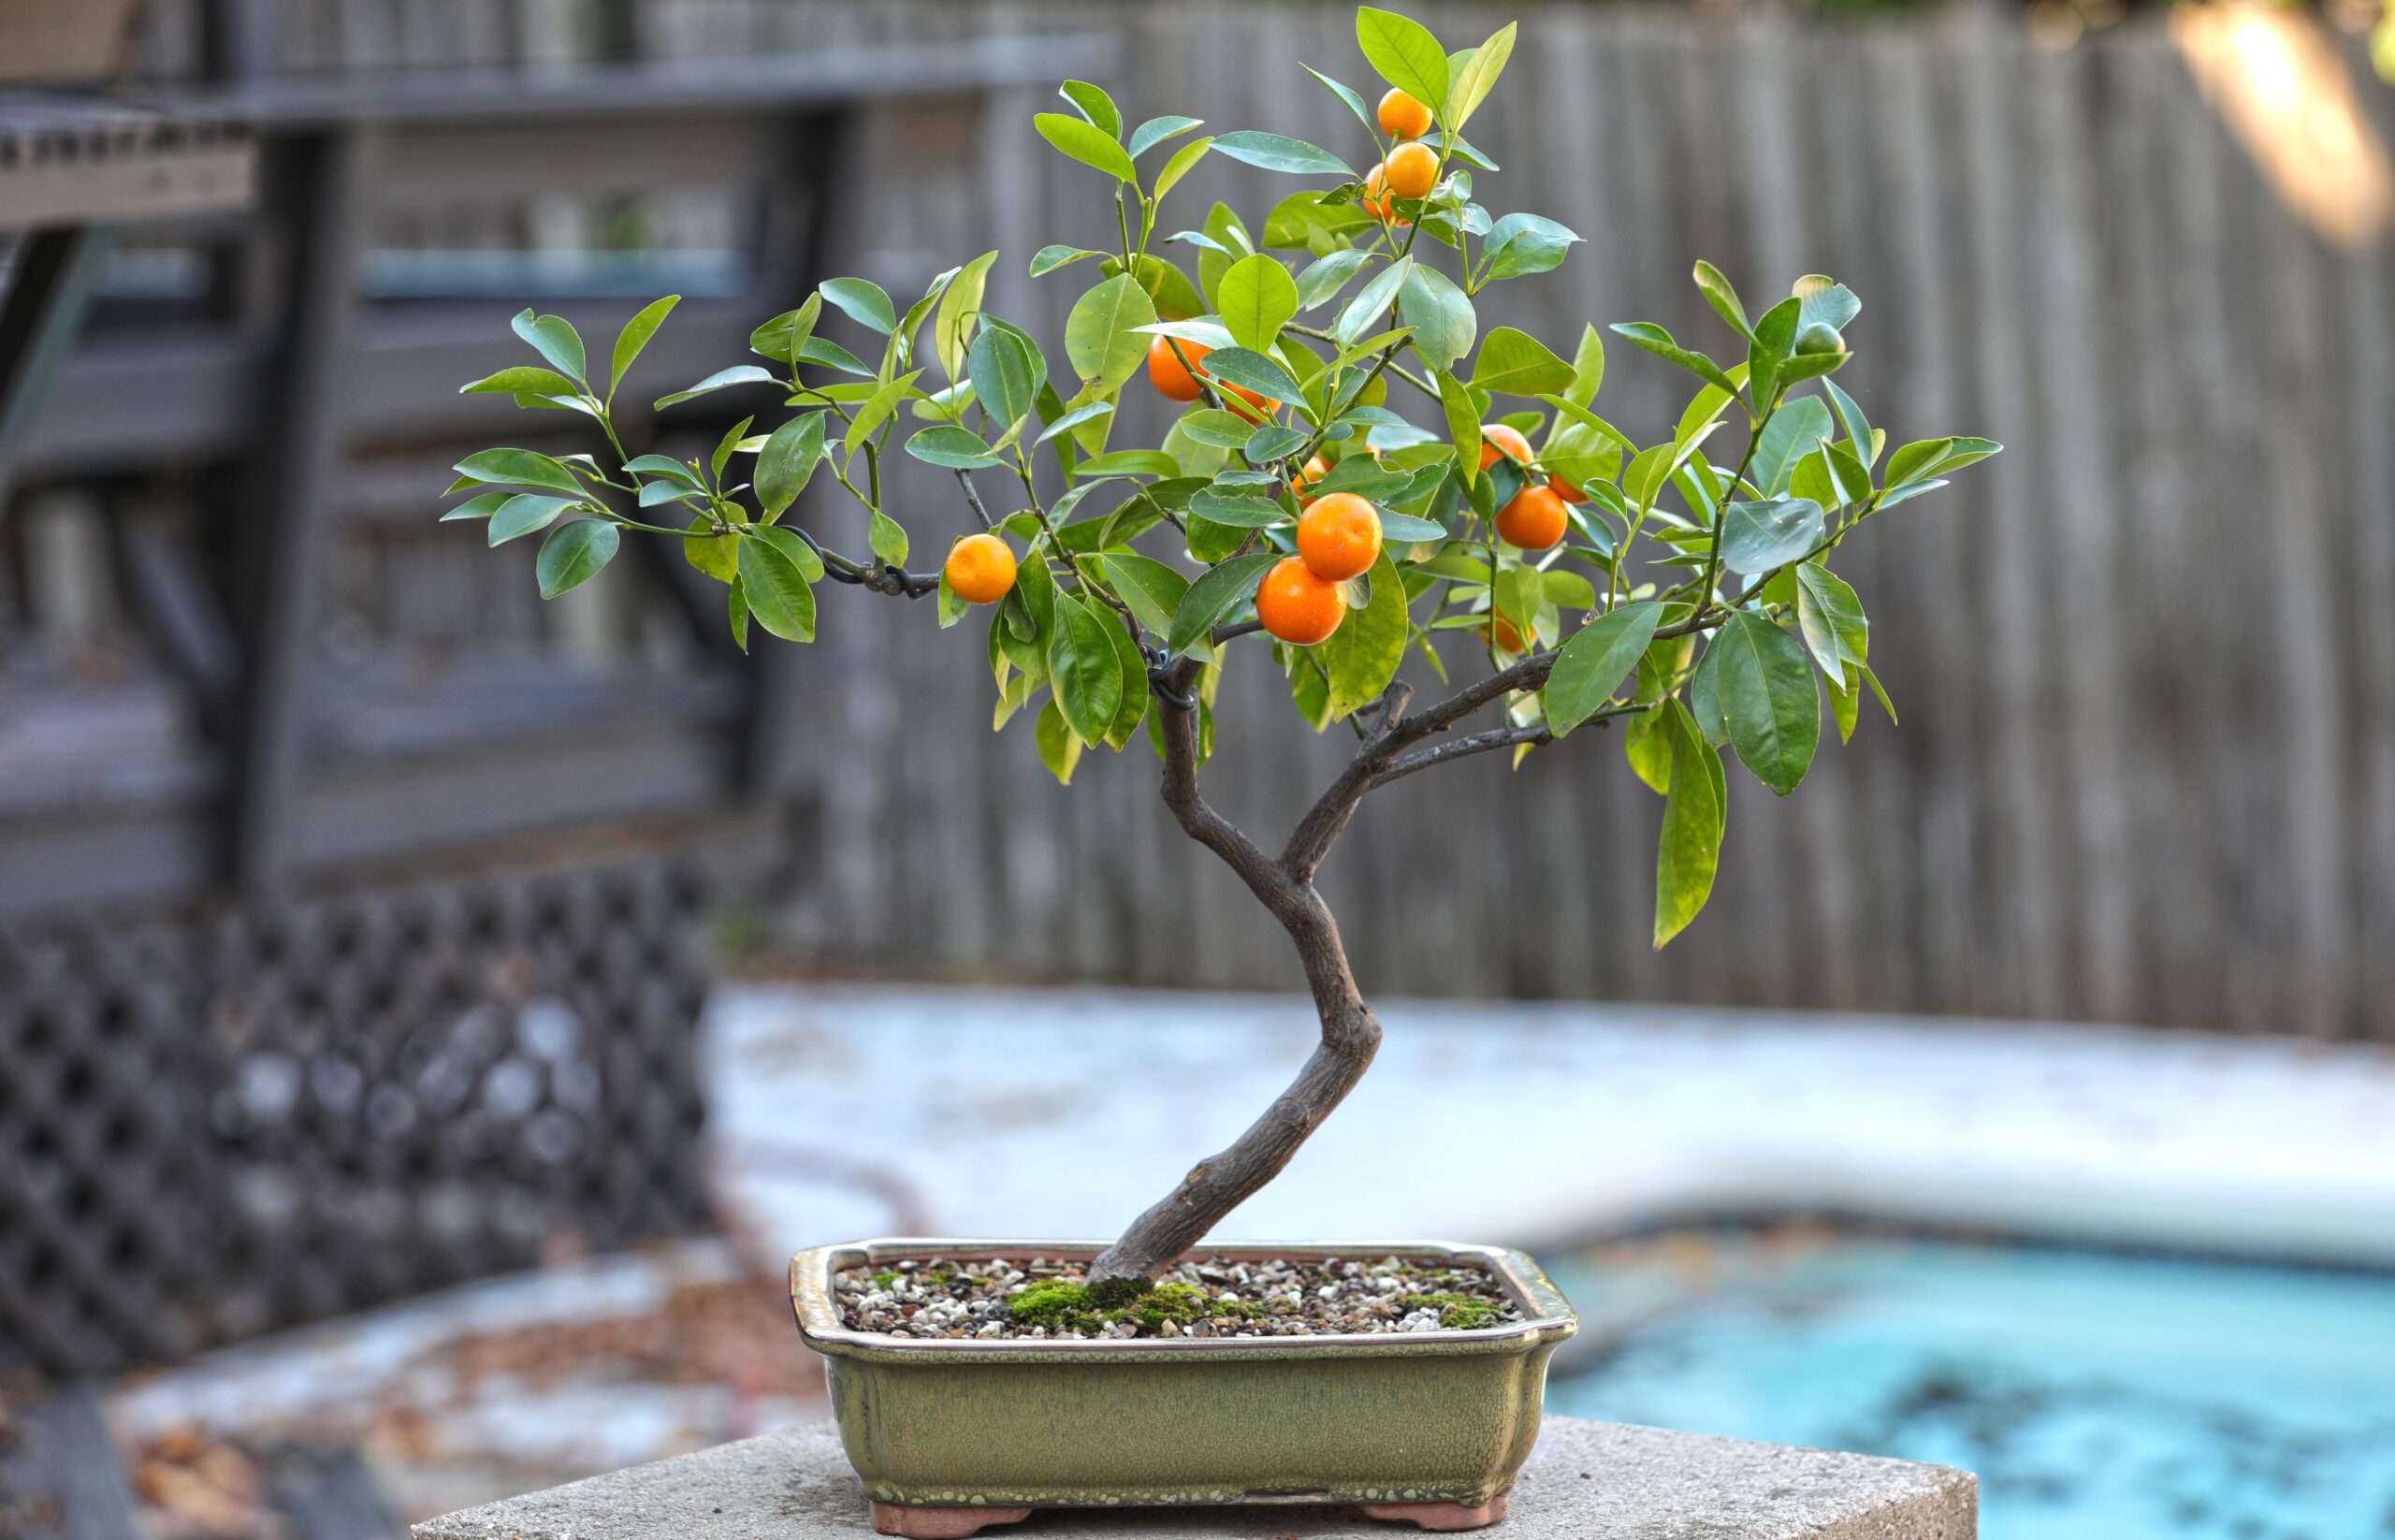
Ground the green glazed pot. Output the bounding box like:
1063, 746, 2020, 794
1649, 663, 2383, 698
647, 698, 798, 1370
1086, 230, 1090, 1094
791, 1238, 1577, 1535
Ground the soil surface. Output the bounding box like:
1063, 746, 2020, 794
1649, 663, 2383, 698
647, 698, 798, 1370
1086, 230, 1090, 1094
830, 1254, 1525, 1340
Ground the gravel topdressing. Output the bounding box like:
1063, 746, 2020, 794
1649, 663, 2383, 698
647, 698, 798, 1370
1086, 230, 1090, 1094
830, 1255, 1525, 1340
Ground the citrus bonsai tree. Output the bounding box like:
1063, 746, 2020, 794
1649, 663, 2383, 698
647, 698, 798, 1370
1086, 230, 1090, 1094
444, 7, 1996, 1296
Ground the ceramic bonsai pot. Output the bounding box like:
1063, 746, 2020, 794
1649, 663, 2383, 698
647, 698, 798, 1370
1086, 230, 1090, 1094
791, 1238, 1578, 1537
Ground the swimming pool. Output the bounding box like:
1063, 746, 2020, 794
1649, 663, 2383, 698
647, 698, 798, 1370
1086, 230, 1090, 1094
1544, 1229, 2395, 1540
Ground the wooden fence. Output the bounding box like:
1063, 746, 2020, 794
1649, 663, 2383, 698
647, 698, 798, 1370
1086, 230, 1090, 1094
136, 2, 2395, 1038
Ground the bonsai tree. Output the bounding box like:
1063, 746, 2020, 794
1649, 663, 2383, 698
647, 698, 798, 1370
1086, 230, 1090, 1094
445, 7, 1996, 1296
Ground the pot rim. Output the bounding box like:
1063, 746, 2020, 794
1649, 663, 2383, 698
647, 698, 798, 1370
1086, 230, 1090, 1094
791, 1237, 1578, 1360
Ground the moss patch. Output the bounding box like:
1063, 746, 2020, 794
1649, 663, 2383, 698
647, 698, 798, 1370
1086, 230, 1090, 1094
1401, 1292, 1506, 1330
1008, 1278, 1268, 1336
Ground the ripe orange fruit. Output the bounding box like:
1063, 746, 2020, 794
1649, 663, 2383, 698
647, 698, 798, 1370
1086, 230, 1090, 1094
1359, 164, 1406, 225
944, 532, 1018, 603
1481, 614, 1530, 653
1147, 335, 1208, 402
1296, 492, 1382, 582
1548, 474, 1589, 505
1495, 484, 1569, 550
1479, 423, 1533, 470
1256, 555, 1347, 645
1223, 382, 1278, 423
1377, 89, 1432, 140
1291, 454, 1331, 502
1382, 141, 1440, 202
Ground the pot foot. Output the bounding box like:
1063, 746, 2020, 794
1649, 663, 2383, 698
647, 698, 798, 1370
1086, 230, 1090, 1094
867, 1502, 1034, 1539
1360, 1496, 1510, 1531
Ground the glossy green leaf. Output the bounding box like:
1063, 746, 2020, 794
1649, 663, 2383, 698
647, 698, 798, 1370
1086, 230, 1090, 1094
1218, 254, 1300, 355
461, 365, 577, 398
1719, 497, 1825, 576
1714, 610, 1818, 794
1482, 212, 1579, 283
605, 295, 679, 395
511, 309, 586, 383
1692, 260, 1752, 341
1470, 326, 1574, 398
1186, 487, 1288, 526
1752, 396, 1836, 497
1032, 245, 1106, 278
1128, 114, 1203, 157
967, 325, 1038, 436
906, 424, 1002, 470
1436, 369, 1481, 485
683, 519, 738, 583
535, 518, 618, 598
1059, 80, 1121, 139
752, 523, 824, 582
1191, 345, 1301, 405
737, 531, 817, 642
1794, 561, 1868, 677
1445, 22, 1517, 131
1610, 323, 1740, 400
1296, 250, 1371, 312
754, 413, 827, 518
1064, 274, 1159, 388
1048, 593, 1125, 743
655, 365, 777, 411
1317, 550, 1407, 719
1036, 698, 1083, 781
1398, 264, 1474, 373
1357, 7, 1450, 110
1546, 600, 1663, 734
1168, 551, 1280, 651
487, 493, 576, 545
1654, 697, 1725, 947
748, 293, 820, 368
1154, 137, 1214, 202
1747, 297, 1802, 409
819, 277, 895, 335
1210, 131, 1352, 178
1102, 553, 1191, 636
1035, 111, 1137, 181
868, 509, 908, 566
935, 251, 999, 383
455, 447, 581, 495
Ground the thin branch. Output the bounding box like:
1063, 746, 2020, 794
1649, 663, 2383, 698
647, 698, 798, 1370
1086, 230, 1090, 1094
952, 468, 999, 530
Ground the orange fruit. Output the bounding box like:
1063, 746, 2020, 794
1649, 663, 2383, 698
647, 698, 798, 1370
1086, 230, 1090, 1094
1222, 382, 1278, 423
1481, 614, 1530, 653
1296, 492, 1382, 582
1377, 89, 1433, 140
1290, 453, 1331, 502
1382, 140, 1440, 201
1359, 164, 1407, 226
1256, 555, 1347, 646
1147, 335, 1209, 402
944, 532, 1018, 603
1495, 484, 1569, 551
1548, 474, 1589, 505
1479, 423, 1533, 470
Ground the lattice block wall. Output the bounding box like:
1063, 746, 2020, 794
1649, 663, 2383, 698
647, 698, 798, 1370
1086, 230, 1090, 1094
0, 859, 711, 1375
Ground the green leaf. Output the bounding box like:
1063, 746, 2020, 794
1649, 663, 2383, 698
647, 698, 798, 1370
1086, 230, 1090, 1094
511, 309, 586, 383
1036, 698, 1084, 782
1178, 407, 1260, 449
1378, 510, 1445, 543
1623, 706, 1671, 793
1546, 601, 1664, 734
441, 490, 511, 522
1610, 323, 1741, 400
1317, 551, 1408, 719
749, 293, 821, 368
1564, 325, 1605, 407
1482, 213, 1579, 283
1192, 345, 1301, 405
1296, 249, 1371, 312
1076, 448, 1183, 478
1035, 111, 1138, 182
841, 370, 922, 461
1356, 7, 1450, 110
1751, 396, 1836, 497
1211, 131, 1353, 178
1102, 612, 1150, 748
737, 530, 817, 642
607, 295, 679, 395
1334, 254, 1412, 345
1218, 254, 1300, 355
1037, 400, 1115, 445
1713, 611, 1818, 795
684, 519, 738, 583
935, 251, 999, 383
1031, 244, 1107, 277
727, 575, 750, 652
1064, 274, 1159, 388
1653, 697, 1725, 947
1445, 22, 1517, 132
1889, 436, 2004, 486
655, 365, 776, 411
1747, 297, 1801, 409
819, 277, 895, 335
455, 447, 582, 495
968, 325, 1038, 435
1470, 327, 1574, 398
488, 493, 577, 545
1128, 114, 1204, 157
1244, 424, 1311, 464
755, 412, 827, 517
906, 424, 1002, 470
1059, 79, 1121, 139
1187, 486, 1288, 526
535, 518, 619, 598
1154, 137, 1215, 205
1719, 497, 1825, 576
1102, 553, 1191, 636
1048, 593, 1125, 743
1691, 261, 1752, 341
1302, 64, 1378, 135
1793, 273, 1861, 334
1168, 551, 1281, 651
461, 365, 578, 398
1398, 263, 1475, 373
1824, 379, 1875, 462
868, 509, 908, 566
751, 523, 824, 582
1794, 561, 1867, 677
1436, 370, 1481, 486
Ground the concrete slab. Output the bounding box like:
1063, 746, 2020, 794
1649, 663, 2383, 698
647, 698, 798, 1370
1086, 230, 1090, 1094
410, 1417, 1975, 1540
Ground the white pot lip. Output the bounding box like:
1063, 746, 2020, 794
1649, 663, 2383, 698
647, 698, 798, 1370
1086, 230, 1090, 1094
790, 1236, 1580, 1358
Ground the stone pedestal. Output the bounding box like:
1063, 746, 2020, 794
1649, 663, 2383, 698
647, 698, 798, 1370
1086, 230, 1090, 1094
411, 1417, 1974, 1540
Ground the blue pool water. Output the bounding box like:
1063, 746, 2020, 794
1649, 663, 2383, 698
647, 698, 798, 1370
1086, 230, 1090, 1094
1543, 1233, 2395, 1540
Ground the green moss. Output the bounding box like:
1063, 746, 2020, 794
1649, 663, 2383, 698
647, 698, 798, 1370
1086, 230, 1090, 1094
1083, 1275, 1149, 1311
1401, 1292, 1505, 1330
1129, 1283, 1214, 1330
1212, 1297, 1266, 1321
1009, 1279, 1102, 1330
867, 1271, 903, 1290
1009, 1278, 1261, 1336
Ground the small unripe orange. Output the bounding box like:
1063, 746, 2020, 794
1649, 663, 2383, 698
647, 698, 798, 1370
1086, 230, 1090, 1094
1256, 555, 1347, 646
1377, 89, 1433, 140
944, 532, 1018, 603
1495, 484, 1569, 551
1296, 492, 1382, 582
1382, 140, 1440, 201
